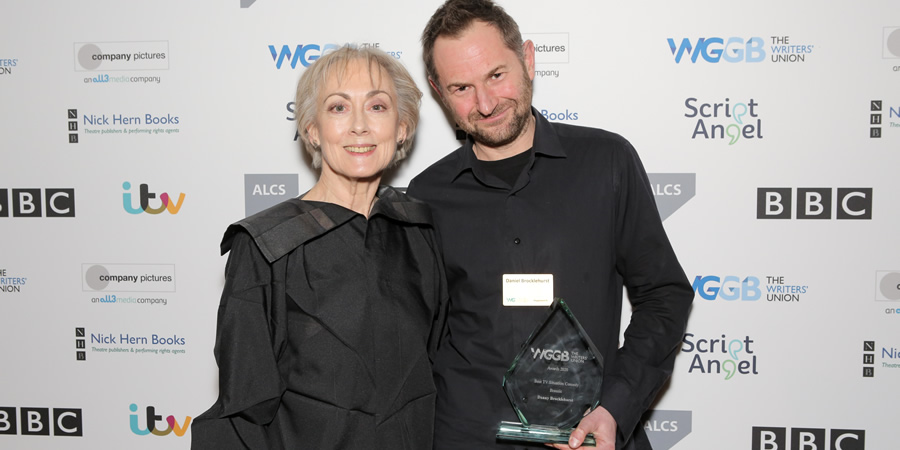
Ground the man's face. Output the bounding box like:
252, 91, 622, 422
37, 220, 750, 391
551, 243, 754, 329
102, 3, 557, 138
430, 21, 535, 151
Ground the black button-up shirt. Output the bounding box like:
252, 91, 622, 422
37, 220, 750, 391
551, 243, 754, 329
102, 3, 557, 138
408, 109, 693, 449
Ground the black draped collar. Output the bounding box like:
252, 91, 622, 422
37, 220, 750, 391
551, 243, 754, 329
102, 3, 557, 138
220, 185, 433, 262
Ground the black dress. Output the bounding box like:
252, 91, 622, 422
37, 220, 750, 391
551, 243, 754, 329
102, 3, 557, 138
192, 186, 448, 450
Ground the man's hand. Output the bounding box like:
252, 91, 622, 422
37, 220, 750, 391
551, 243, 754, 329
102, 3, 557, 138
549, 406, 616, 449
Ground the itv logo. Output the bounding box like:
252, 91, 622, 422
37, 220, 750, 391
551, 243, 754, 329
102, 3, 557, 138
122, 182, 185, 215
129, 403, 191, 437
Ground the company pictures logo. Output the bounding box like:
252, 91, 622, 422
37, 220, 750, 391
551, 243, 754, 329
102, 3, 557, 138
885, 26, 900, 60
83, 263, 175, 292
123, 182, 185, 215
877, 271, 900, 306
75, 41, 168, 71
682, 333, 758, 379
0, 188, 75, 218
129, 404, 191, 437
0, 268, 27, 294
75, 41, 167, 85
668, 36, 814, 63
757, 188, 872, 220
692, 275, 808, 303
752, 427, 865, 450
684, 97, 762, 144
0, 407, 82, 437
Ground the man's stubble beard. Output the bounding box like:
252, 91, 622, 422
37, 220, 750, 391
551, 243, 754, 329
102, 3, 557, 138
453, 72, 533, 149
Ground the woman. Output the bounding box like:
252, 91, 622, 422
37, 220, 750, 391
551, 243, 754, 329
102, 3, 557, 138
192, 46, 447, 449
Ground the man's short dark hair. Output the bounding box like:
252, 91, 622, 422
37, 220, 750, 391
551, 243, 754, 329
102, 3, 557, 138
421, 0, 524, 86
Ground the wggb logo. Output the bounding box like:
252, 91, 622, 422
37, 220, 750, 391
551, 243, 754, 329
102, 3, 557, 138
269, 44, 339, 69
668, 37, 765, 63
531, 347, 570, 362
692, 276, 761, 301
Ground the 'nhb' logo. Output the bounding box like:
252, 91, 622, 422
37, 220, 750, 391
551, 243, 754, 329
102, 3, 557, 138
752, 427, 865, 450
668, 37, 765, 63
757, 188, 872, 220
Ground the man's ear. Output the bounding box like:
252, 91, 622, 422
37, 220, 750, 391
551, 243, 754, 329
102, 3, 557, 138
428, 77, 444, 100
523, 39, 536, 81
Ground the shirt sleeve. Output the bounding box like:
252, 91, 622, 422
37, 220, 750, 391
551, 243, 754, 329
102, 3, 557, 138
600, 141, 694, 442
191, 230, 286, 449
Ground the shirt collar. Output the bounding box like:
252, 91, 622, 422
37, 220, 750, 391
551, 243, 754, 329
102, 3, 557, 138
450, 106, 567, 182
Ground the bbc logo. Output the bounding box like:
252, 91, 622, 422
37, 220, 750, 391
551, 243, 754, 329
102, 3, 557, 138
757, 188, 872, 220
0, 188, 76, 218
0, 407, 83, 436
752, 427, 865, 450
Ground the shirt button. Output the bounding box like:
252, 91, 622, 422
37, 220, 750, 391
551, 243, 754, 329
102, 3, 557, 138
513, 238, 521, 245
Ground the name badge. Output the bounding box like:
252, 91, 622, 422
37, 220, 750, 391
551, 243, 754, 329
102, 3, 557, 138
502, 274, 554, 306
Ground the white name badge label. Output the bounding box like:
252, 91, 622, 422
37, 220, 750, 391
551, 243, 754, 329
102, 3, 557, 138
502, 274, 554, 306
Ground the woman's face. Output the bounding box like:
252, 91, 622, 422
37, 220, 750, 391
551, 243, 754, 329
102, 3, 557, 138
308, 59, 406, 183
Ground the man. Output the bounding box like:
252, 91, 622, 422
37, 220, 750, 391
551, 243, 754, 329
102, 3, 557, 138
407, 1, 694, 449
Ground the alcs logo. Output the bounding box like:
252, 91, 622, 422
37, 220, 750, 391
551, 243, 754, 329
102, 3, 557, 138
692, 276, 761, 301
269, 44, 339, 69
129, 404, 191, 437
668, 37, 765, 63
122, 182, 185, 215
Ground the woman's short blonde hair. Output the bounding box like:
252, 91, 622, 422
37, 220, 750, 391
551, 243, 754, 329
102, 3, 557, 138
294, 45, 423, 168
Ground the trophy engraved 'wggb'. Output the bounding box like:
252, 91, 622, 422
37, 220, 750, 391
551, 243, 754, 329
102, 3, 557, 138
497, 298, 604, 446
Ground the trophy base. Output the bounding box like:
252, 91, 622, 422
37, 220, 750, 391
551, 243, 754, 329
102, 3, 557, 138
497, 421, 596, 446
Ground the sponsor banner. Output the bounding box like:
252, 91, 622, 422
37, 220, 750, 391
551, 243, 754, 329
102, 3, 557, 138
876, 271, 900, 301
0, 268, 27, 294
244, 174, 300, 216
82, 264, 175, 293
751, 427, 865, 450
0, 58, 17, 76
648, 173, 696, 221
74, 41, 169, 71
643, 410, 692, 450
0, 407, 83, 437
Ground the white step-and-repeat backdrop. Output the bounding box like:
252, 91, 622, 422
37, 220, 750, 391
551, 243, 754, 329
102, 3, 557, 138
2, 1, 899, 448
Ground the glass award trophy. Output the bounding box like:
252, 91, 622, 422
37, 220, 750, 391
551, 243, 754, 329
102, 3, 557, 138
497, 298, 604, 446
